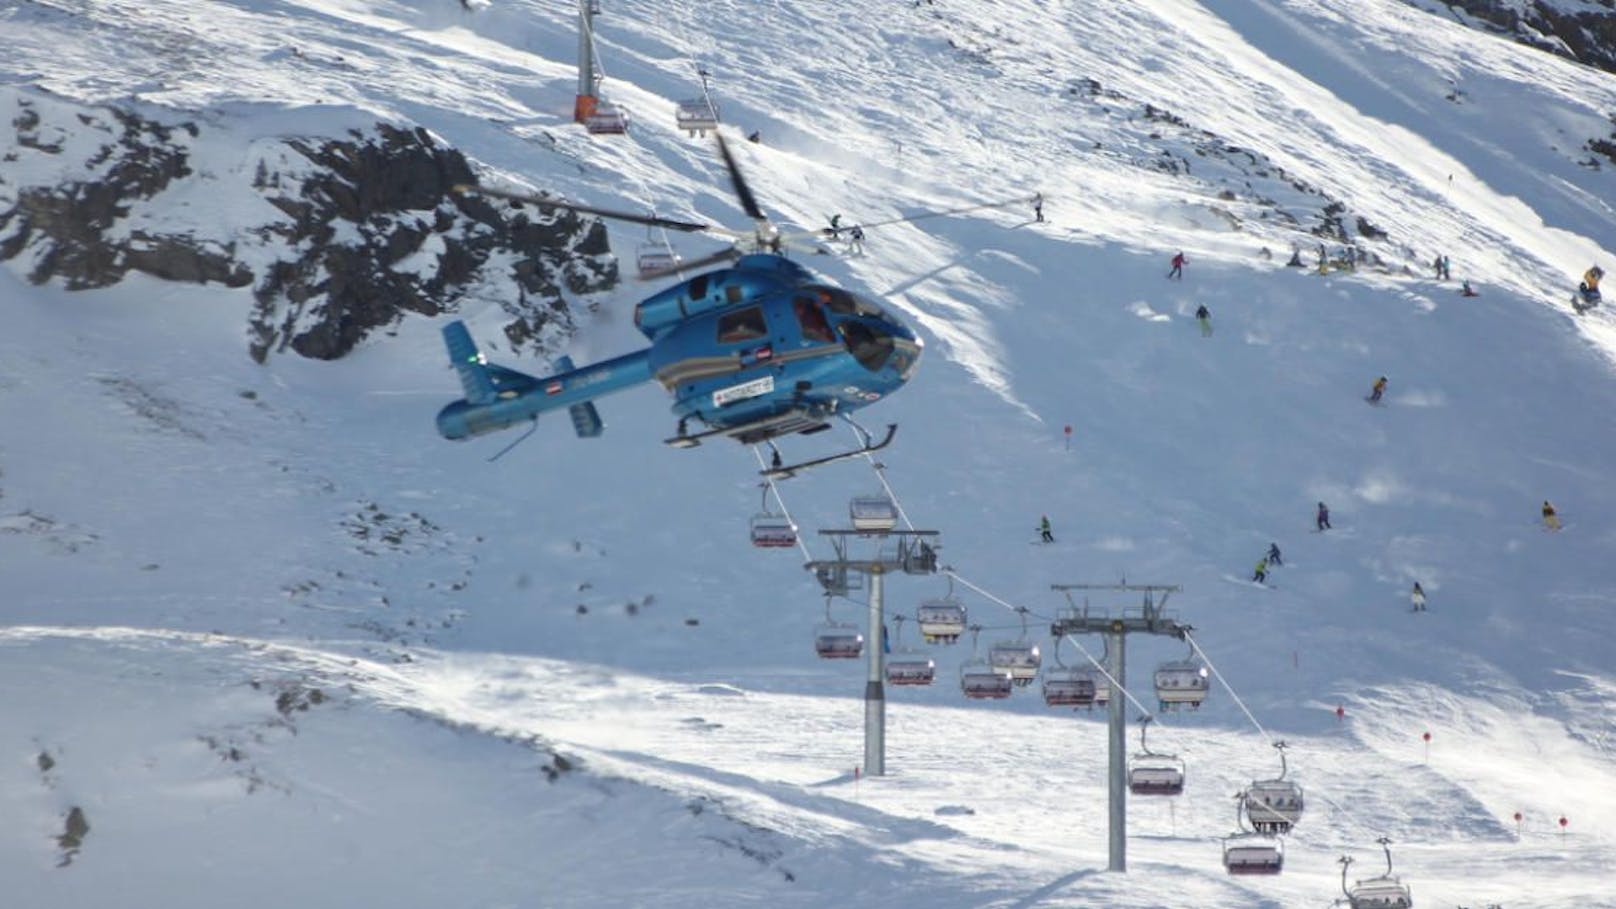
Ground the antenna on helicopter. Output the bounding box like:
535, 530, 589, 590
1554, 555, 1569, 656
485, 417, 539, 462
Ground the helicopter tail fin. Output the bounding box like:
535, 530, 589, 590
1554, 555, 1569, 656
553, 356, 604, 438
443, 320, 498, 405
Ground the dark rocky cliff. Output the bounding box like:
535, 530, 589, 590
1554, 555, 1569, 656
0, 89, 618, 362
1418, 1, 1616, 75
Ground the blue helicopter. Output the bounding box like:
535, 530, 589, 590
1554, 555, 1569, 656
438, 133, 1027, 478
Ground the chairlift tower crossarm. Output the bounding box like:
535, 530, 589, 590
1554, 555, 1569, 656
806, 529, 940, 778
1049, 582, 1186, 875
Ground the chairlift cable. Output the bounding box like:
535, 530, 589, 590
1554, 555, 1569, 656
850, 422, 917, 532
751, 444, 815, 563
1182, 630, 1272, 744
1182, 629, 1382, 846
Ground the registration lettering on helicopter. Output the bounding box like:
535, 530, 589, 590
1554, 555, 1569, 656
713, 375, 775, 407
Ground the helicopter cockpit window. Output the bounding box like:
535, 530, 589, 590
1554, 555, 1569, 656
793, 297, 835, 343
811, 285, 888, 320
839, 320, 895, 372
717, 305, 768, 344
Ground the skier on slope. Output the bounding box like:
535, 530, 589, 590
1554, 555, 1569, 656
1575, 265, 1603, 312
1368, 376, 1388, 404
1167, 251, 1186, 280
1195, 304, 1212, 337
1252, 557, 1269, 584
1541, 500, 1561, 531
1266, 542, 1282, 566
1411, 582, 1427, 612
1316, 501, 1332, 532
1039, 515, 1055, 544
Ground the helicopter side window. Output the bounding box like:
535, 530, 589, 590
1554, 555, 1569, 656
793, 297, 835, 343
717, 305, 768, 344
725, 285, 745, 305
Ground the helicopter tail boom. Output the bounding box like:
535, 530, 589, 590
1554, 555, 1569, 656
435, 321, 651, 441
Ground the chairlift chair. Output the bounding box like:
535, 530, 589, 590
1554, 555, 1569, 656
987, 608, 1042, 686
636, 240, 681, 278
1244, 742, 1304, 834
814, 623, 863, 659
1127, 717, 1186, 796
1222, 792, 1283, 876
887, 655, 936, 686
675, 98, 719, 136
988, 641, 1041, 686
748, 484, 796, 548
750, 513, 797, 548
1223, 834, 1284, 875
1340, 840, 1413, 909
916, 590, 966, 644
960, 660, 1013, 699
884, 617, 935, 686
584, 100, 630, 134
1042, 636, 1098, 707
1041, 668, 1096, 707
1347, 878, 1414, 909
1153, 655, 1210, 712
959, 626, 1013, 699
849, 494, 898, 534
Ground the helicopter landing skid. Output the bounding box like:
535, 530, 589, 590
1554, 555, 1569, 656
664, 409, 831, 449
761, 423, 897, 480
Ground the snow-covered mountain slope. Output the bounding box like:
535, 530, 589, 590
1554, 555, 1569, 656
4, 0, 1616, 907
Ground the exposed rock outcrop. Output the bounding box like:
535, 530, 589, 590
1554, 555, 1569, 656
0, 87, 618, 363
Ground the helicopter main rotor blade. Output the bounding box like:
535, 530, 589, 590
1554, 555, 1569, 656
453, 184, 715, 233
844, 194, 1040, 232
639, 245, 742, 281
715, 132, 767, 222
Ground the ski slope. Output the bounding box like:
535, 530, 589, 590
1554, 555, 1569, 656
3, 0, 1616, 906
